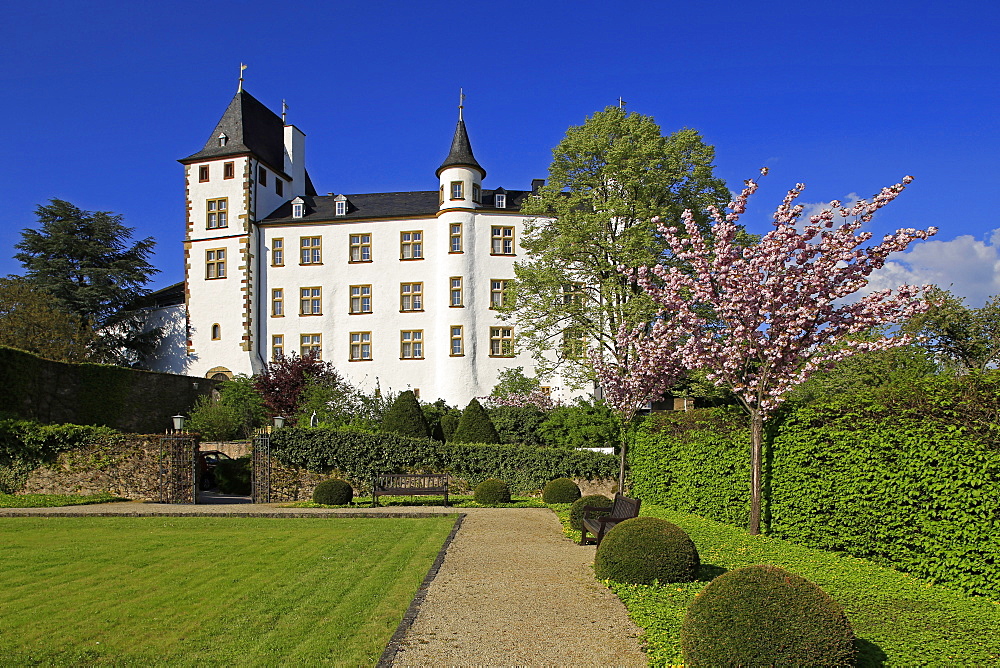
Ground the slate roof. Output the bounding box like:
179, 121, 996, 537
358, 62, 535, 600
261, 189, 534, 224
133, 281, 185, 309
180, 89, 286, 172
437, 119, 485, 178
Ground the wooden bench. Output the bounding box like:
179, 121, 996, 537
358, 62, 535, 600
580, 492, 641, 546
372, 473, 449, 507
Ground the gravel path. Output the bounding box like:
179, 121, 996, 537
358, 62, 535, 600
3, 501, 648, 666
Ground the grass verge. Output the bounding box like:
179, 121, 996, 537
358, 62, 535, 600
0, 515, 455, 666
552, 504, 1000, 666
0, 492, 125, 508
286, 494, 548, 509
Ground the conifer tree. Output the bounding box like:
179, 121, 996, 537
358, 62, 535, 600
451, 398, 500, 444
382, 390, 430, 438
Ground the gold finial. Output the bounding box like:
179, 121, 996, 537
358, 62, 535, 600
282, 99, 288, 124
459, 88, 465, 121
238, 63, 247, 92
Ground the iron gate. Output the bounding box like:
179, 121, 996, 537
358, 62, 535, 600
252, 429, 272, 503
158, 435, 197, 504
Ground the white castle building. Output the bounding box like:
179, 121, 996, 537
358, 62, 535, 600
146, 87, 583, 405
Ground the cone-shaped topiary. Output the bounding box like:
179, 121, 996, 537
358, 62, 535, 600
473, 478, 511, 505
441, 412, 460, 441
569, 494, 612, 530
451, 398, 500, 444
542, 477, 581, 503
382, 390, 430, 438
681, 565, 856, 667
594, 517, 700, 584
312, 479, 354, 505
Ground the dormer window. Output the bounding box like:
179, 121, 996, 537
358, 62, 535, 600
334, 195, 347, 216
495, 193, 506, 208
218, 133, 228, 147
291, 197, 305, 219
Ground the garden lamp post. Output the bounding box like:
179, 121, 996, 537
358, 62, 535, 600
172, 415, 185, 432
273, 416, 285, 429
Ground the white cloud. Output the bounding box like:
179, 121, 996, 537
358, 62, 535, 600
865, 231, 1000, 307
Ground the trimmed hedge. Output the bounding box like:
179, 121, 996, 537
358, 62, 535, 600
313, 479, 354, 505
594, 517, 700, 584
473, 478, 511, 505
0, 418, 120, 493
269, 427, 617, 494
629, 372, 1000, 598
542, 477, 581, 503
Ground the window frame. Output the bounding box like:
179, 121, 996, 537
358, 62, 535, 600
490, 326, 514, 358
491, 226, 515, 255
349, 284, 372, 314
450, 181, 464, 200
450, 325, 464, 357
449, 277, 463, 307
271, 238, 284, 266
205, 248, 226, 279
350, 233, 372, 263
206, 198, 228, 229
350, 331, 372, 361
271, 288, 284, 317
495, 193, 506, 208
400, 330, 424, 360
299, 286, 322, 316
400, 231, 423, 260
223, 161, 235, 179
300, 236, 322, 265
399, 282, 424, 312
258, 166, 267, 187
300, 333, 322, 359
198, 165, 209, 182
472, 183, 481, 203
271, 334, 284, 360
490, 279, 509, 310
449, 223, 463, 253
275, 178, 283, 196
211, 323, 221, 340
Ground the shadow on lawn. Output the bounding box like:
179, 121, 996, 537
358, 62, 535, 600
696, 563, 728, 581
856, 637, 888, 667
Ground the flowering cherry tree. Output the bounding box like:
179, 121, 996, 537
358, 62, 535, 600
601, 171, 937, 533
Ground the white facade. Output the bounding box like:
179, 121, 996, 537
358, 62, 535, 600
157, 89, 582, 406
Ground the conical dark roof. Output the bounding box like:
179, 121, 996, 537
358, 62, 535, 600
180, 89, 286, 172
436, 119, 485, 178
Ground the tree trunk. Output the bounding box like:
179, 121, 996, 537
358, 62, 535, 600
748, 408, 764, 535
618, 432, 628, 494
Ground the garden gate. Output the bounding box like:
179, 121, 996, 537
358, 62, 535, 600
252, 429, 272, 503
158, 434, 197, 504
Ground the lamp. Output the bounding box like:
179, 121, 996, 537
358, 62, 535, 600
273, 416, 286, 429
172, 415, 185, 431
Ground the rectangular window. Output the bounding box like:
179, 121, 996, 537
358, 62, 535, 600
205, 248, 226, 279
450, 223, 463, 253
198, 165, 209, 182
491, 226, 514, 255
258, 166, 267, 186
275, 178, 283, 196
450, 277, 463, 307
207, 198, 228, 229
490, 279, 509, 309
335, 200, 346, 216
272, 335, 284, 360
350, 234, 372, 262
300, 333, 321, 359
490, 327, 514, 357
400, 283, 423, 312
450, 181, 464, 200
300, 236, 322, 264
495, 193, 506, 208
472, 183, 481, 203
271, 288, 284, 317
400, 231, 423, 260
300, 287, 322, 315
272, 238, 284, 266
400, 330, 424, 359
350, 285, 372, 314
450, 326, 464, 356
350, 332, 372, 361
223, 161, 235, 179
562, 327, 586, 359
562, 282, 585, 306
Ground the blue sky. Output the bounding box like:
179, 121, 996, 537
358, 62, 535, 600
2, 0, 998, 304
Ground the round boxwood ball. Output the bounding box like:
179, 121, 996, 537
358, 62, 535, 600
474, 478, 511, 505
594, 517, 700, 584
542, 477, 581, 504
312, 479, 354, 505
569, 494, 613, 530
681, 565, 856, 667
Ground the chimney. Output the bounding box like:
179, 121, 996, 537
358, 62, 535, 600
531, 178, 545, 192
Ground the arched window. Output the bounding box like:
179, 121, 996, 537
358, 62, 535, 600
211, 323, 221, 340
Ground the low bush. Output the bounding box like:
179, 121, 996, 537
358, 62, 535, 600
473, 478, 511, 505
451, 399, 500, 444
594, 517, 699, 584
215, 456, 251, 495
313, 479, 354, 505
542, 477, 581, 503
569, 494, 612, 531
680, 565, 856, 666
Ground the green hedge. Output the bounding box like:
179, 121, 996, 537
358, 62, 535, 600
629, 373, 1000, 599
0, 418, 120, 493
269, 427, 617, 494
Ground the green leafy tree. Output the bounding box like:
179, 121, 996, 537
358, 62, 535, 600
254, 354, 349, 426
537, 400, 619, 450
0, 276, 95, 362
451, 398, 500, 444
488, 405, 547, 446
506, 107, 730, 386
186, 395, 242, 441
382, 390, 430, 438
421, 399, 458, 441
905, 288, 1000, 372
218, 374, 268, 437
14, 199, 160, 367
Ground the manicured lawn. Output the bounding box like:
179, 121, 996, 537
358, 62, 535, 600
0, 492, 125, 508
559, 505, 1000, 666
0, 516, 455, 666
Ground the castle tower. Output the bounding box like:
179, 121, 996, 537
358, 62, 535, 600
178, 87, 312, 379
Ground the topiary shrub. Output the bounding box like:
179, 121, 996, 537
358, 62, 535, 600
681, 565, 856, 667
473, 478, 511, 505
215, 456, 252, 495
312, 479, 354, 505
569, 494, 612, 530
542, 477, 581, 503
594, 517, 700, 584
382, 390, 430, 438
451, 398, 500, 444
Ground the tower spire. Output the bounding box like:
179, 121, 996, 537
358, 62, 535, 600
459, 88, 465, 121
238, 63, 247, 92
